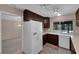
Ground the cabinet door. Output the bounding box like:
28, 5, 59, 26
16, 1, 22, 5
43, 17, 50, 28
47, 34, 58, 46
59, 35, 70, 49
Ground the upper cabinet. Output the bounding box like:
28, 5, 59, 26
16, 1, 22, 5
23, 9, 43, 22
76, 8, 79, 27
43, 17, 50, 28
23, 9, 50, 28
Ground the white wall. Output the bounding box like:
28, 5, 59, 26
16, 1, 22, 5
0, 5, 23, 53
0, 4, 23, 40
0, 13, 1, 53
2, 14, 22, 40
0, 5, 22, 16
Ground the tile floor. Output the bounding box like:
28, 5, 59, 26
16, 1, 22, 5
40, 43, 71, 54
2, 39, 71, 54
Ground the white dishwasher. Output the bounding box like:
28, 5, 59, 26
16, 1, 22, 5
59, 35, 70, 49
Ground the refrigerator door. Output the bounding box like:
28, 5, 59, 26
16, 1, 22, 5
31, 21, 43, 53
22, 22, 32, 54
36, 22, 43, 53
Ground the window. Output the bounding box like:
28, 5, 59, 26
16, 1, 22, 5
53, 21, 73, 33
53, 22, 60, 30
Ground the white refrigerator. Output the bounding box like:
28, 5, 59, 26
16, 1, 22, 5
22, 20, 43, 54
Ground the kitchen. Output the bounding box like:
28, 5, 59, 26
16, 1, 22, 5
23, 7, 74, 54
0, 4, 79, 54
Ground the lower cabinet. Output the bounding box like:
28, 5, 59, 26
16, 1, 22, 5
43, 34, 59, 46
47, 34, 59, 46
43, 34, 70, 49
43, 34, 48, 45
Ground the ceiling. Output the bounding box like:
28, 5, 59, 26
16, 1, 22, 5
8, 4, 79, 17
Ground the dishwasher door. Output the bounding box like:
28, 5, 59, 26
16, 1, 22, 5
59, 35, 70, 49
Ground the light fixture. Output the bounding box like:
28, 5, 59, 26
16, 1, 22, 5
54, 12, 61, 16
53, 8, 62, 16
57, 13, 61, 16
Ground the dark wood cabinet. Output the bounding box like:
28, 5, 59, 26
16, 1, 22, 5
43, 34, 59, 46
76, 8, 79, 27
43, 34, 48, 45
23, 10, 29, 21
47, 34, 59, 46
23, 9, 50, 28
43, 17, 50, 28
23, 9, 43, 21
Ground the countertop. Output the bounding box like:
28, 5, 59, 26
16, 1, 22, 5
43, 32, 73, 38
43, 32, 79, 54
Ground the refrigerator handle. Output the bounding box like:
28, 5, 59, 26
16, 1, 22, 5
33, 32, 37, 36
